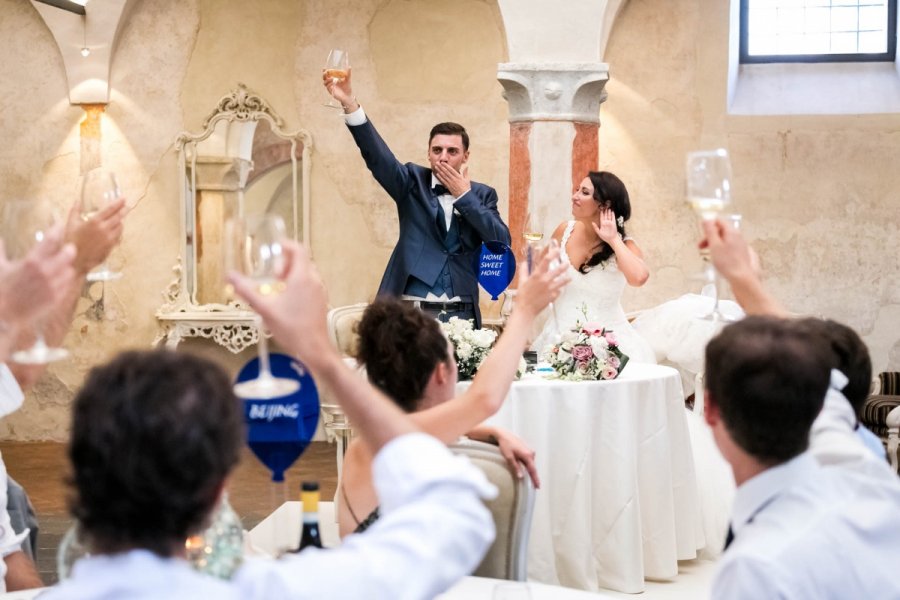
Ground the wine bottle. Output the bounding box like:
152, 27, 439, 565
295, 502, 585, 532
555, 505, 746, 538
295, 481, 323, 551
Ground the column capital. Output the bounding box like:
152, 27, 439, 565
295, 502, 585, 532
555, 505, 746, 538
497, 63, 610, 124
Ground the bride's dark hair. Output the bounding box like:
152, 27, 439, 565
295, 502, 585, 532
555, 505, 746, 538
580, 171, 632, 273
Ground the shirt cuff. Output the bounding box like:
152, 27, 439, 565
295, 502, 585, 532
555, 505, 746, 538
452, 190, 470, 203
371, 433, 497, 513
344, 106, 367, 127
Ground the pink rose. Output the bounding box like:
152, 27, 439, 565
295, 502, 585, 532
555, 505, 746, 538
608, 355, 621, 369
582, 322, 604, 335
601, 367, 618, 380
571, 345, 594, 361
604, 331, 618, 346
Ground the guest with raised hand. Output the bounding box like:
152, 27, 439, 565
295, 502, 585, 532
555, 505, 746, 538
0, 223, 75, 591
531, 171, 654, 363
699, 218, 900, 599
0, 224, 76, 360
337, 244, 568, 536
228, 241, 499, 599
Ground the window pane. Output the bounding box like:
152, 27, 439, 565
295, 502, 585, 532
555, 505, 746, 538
830, 31, 859, 53
745, 0, 892, 58
858, 30, 887, 52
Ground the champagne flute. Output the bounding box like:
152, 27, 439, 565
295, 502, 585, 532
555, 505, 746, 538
686, 149, 733, 322
224, 214, 300, 399
80, 168, 123, 282
523, 206, 561, 341
323, 49, 350, 109
1, 200, 70, 364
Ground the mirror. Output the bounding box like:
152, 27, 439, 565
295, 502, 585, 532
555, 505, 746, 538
156, 84, 312, 352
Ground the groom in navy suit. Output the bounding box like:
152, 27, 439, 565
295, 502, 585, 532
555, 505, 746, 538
325, 70, 511, 328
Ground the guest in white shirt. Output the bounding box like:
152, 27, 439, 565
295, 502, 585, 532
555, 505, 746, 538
44, 240, 496, 600
701, 219, 900, 600
0, 223, 77, 592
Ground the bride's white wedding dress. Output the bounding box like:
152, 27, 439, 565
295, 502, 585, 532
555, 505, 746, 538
531, 221, 655, 366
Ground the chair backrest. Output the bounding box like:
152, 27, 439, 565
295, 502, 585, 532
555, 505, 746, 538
449, 438, 535, 582
326, 303, 368, 358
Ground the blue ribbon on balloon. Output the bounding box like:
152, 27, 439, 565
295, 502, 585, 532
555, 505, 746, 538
476, 241, 516, 300
238, 353, 320, 482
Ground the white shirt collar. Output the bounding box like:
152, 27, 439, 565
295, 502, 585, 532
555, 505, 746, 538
731, 452, 818, 537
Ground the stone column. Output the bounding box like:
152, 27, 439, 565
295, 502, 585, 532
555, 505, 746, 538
498, 63, 609, 261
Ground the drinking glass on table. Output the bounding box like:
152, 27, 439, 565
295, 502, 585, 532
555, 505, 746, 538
685, 148, 734, 322
224, 214, 299, 399
80, 168, 123, 282
323, 49, 350, 109
0, 200, 70, 364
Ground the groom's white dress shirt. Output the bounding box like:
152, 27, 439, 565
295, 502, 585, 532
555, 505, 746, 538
40, 433, 496, 600
712, 371, 900, 600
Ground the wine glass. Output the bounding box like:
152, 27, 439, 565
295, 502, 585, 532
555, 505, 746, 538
224, 214, 300, 399
0, 200, 70, 364
686, 149, 733, 322
323, 49, 350, 109
522, 205, 561, 340
80, 168, 123, 282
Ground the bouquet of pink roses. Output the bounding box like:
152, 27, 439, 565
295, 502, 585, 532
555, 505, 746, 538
544, 321, 629, 381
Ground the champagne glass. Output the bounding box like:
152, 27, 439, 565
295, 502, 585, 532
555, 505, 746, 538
686, 149, 733, 322
0, 200, 70, 364
80, 168, 123, 282
323, 49, 350, 109
523, 205, 561, 340
224, 214, 299, 399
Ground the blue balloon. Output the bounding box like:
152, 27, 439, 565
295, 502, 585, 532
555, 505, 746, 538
476, 241, 516, 300
238, 353, 319, 482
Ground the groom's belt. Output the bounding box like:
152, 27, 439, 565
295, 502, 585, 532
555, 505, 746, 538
401, 296, 474, 312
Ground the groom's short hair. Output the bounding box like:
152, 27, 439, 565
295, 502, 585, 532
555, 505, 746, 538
429, 122, 469, 151
705, 316, 831, 464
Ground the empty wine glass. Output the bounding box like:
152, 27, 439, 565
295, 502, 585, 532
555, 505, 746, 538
80, 168, 123, 282
686, 149, 733, 322
323, 49, 350, 109
0, 200, 70, 364
224, 214, 299, 399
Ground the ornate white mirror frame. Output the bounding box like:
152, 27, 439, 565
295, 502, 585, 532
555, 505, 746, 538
155, 84, 312, 352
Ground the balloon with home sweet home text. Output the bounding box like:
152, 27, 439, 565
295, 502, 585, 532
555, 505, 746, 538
476, 241, 516, 301
238, 353, 319, 482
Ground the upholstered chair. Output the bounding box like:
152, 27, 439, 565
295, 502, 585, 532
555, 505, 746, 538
449, 439, 536, 581
860, 372, 900, 473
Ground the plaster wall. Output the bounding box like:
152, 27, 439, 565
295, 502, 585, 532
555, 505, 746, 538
602, 0, 900, 372
0, 0, 509, 440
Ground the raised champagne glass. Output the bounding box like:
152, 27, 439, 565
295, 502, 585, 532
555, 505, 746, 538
685, 148, 733, 322
80, 168, 123, 282
323, 49, 350, 109
224, 214, 300, 399
1, 200, 69, 364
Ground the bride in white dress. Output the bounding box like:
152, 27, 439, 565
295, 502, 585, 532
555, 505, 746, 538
532, 171, 655, 365
531, 170, 733, 558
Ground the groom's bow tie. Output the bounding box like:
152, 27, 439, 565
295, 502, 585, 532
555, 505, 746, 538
432, 184, 450, 197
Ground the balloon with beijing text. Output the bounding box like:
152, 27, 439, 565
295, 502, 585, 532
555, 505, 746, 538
476, 241, 516, 300
238, 353, 319, 482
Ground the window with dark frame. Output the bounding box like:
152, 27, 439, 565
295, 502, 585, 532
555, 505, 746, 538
740, 0, 898, 63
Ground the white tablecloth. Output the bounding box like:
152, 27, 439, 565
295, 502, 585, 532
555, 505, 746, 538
438, 576, 616, 599
459, 363, 703, 594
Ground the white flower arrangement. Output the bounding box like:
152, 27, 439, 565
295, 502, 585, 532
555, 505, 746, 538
440, 317, 526, 380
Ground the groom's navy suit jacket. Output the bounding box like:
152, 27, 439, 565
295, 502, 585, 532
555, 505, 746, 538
348, 119, 511, 327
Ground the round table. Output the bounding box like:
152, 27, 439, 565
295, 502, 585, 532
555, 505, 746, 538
459, 363, 703, 594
